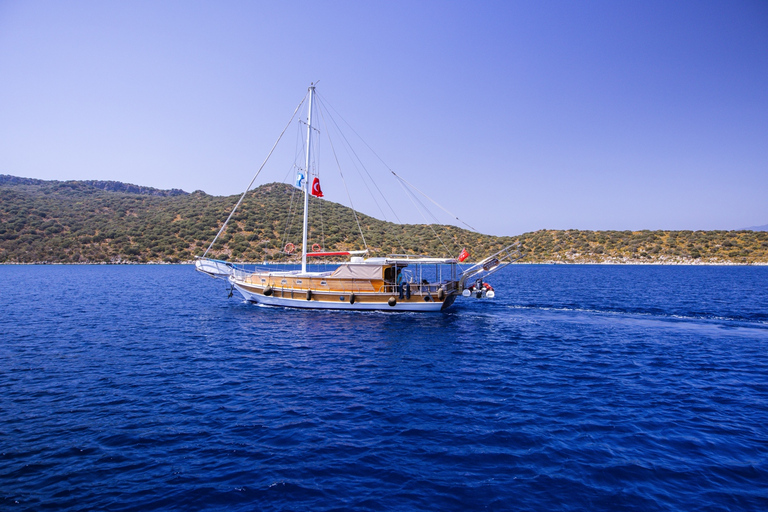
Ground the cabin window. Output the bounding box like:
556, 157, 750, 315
296, 280, 302, 284
320, 281, 327, 286
281, 279, 287, 285
261, 278, 266, 283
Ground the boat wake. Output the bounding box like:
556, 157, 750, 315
503, 303, 768, 330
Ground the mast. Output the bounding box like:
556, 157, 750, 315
301, 84, 315, 274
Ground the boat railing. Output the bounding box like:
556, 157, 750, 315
231, 267, 256, 281
380, 280, 458, 296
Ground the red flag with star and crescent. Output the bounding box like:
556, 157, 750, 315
458, 248, 470, 262
311, 177, 324, 198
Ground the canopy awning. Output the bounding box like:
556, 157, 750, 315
330, 264, 385, 280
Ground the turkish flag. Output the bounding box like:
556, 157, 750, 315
458, 248, 469, 262
311, 177, 324, 197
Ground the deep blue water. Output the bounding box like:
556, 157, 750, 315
2, 264, 767, 511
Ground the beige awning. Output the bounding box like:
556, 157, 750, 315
330, 264, 385, 280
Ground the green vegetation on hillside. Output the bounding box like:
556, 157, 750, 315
1, 176, 766, 264
515, 229, 768, 264
0, 177, 513, 263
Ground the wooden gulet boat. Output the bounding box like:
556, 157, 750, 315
195, 84, 521, 311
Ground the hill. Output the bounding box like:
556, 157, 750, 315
1, 175, 767, 264
0, 175, 514, 263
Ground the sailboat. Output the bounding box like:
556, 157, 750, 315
195, 84, 521, 311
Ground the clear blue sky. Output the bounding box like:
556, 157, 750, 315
1, 0, 766, 235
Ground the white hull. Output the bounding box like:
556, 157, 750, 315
232, 282, 454, 312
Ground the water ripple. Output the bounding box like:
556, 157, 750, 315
1, 265, 767, 511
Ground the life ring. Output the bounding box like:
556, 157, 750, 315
284, 243, 295, 254
312, 243, 321, 252
483, 282, 494, 292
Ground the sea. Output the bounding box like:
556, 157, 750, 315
1, 264, 767, 511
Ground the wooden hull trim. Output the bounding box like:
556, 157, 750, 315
232, 282, 456, 312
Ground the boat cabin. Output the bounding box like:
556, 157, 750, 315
356, 256, 459, 296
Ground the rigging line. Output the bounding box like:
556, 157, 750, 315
390, 171, 477, 232
281, 164, 297, 186
263, 122, 309, 259
280, 185, 299, 257
318, 196, 326, 251
393, 169, 442, 227
372, 155, 438, 251
257, 122, 301, 249
315, 93, 404, 225
276, 121, 309, 257
315, 98, 387, 222
296, 117, 308, 176
203, 94, 307, 257
281, 120, 306, 183
314, 95, 407, 254
317, 91, 476, 233
318, 97, 405, 252
394, 177, 454, 258
316, 102, 369, 252
401, 179, 441, 224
